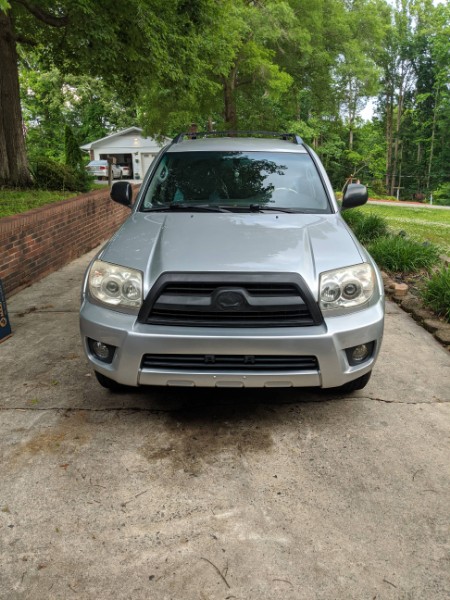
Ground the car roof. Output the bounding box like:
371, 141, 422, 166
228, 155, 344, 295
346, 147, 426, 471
166, 136, 308, 154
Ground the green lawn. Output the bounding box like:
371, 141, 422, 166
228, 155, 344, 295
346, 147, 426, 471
0, 189, 79, 218
0, 186, 106, 219
361, 203, 450, 255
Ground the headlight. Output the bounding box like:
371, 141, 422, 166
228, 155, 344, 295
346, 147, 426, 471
319, 263, 375, 312
88, 260, 143, 311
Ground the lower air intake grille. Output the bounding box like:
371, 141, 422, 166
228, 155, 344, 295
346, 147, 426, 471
141, 354, 318, 371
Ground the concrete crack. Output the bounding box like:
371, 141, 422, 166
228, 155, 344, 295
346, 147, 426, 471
359, 396, 449, 405
0, 406, 176, 414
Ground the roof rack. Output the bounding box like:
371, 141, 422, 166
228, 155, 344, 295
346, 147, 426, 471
172, 131, 304, 145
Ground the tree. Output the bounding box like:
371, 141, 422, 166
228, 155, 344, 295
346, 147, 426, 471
0, 0, 213, 187
64, 125, 83, 168
333, 0, 388, 150
138, 0, 296, 134
0, 7, 32, 186
375, 0, 449, 197
19, 56, 138, 161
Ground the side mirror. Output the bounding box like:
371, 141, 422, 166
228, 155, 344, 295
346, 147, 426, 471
111, 181, 133, 207
342, 183, 368, 210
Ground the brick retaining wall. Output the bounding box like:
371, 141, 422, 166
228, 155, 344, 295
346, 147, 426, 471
0, 187, 134, 297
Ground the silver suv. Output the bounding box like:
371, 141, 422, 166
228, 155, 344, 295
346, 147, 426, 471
80, 132, 384, 392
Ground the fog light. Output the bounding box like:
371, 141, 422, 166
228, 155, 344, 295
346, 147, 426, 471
88, 338, 116, 364
345, 342, 375, 366
352, 344, 369, 361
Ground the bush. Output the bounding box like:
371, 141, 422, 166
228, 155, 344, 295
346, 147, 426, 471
433, 197, 450, 207
432, 182, 450, 205
342, 209, 388, 244
31, 159, 92, 193
367, 235, 441, 273
367, 179, 386, 196
421, 266, 450, 322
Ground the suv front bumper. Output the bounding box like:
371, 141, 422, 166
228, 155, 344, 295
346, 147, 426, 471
80, 300, 384, 388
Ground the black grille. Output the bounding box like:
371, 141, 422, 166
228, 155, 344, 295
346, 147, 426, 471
141, 354, 318, 371
138, 273, 323, 328
161, 282, 299, 296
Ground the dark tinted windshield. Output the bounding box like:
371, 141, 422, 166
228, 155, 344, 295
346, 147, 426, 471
141, 151, 330, 213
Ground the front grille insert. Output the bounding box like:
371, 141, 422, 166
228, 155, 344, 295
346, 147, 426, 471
138, 273, 323, 328
141, 354, 319, 371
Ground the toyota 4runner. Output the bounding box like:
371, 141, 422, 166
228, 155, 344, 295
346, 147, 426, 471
80, 132, 384, 391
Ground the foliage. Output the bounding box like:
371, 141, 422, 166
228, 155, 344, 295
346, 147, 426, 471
20, 60, 139, 161
31, 159, 91, 193
2, 0, 449, 196
432, 182, 450, 205
421, 266, 450, 322
64, 125, 83, 168
342, 209, 388, 244
367, 235, 441, 273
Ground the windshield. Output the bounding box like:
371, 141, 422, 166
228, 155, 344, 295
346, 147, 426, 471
140, 151, 331, 213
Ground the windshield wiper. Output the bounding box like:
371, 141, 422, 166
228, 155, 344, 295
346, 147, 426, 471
248, 204, 302, 213
145, 203, 231, 213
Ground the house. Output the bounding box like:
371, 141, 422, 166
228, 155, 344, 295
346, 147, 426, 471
80, 127, 170, 179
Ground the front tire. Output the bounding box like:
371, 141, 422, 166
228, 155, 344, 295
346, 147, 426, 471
94, 371, 126, 392
324, 371, 372, 394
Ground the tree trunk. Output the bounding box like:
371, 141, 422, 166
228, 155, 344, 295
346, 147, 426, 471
391, 83, 404, 197
0, 12, 33, 187
426, 85, 438, 191
385, 95, 393, 194
223, 67, 237, 130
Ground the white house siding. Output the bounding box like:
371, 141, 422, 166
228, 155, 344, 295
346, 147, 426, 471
81, 128, 169, 179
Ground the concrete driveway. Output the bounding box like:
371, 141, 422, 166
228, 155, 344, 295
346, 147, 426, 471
1, 249, 449, 600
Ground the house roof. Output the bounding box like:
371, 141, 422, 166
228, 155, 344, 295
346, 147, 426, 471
80, 127, 170, 150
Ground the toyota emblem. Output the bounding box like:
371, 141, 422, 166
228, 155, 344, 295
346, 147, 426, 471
215, 290, 245, 312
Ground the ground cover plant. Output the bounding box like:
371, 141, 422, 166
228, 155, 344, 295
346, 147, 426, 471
421, 267, 450, 322
367, 235, 441, 273
341, 209, 388, 244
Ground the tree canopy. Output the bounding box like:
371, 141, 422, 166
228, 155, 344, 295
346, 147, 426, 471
1, 0, 449, 197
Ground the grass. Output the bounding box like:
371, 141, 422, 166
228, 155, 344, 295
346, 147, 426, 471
0, 189, 80, 218
0, 185, 105, 218
421, 266, 450, 322
358, 204, 450, 254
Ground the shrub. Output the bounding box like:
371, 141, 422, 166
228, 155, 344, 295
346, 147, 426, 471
421, 266, 450, 322
367, 235, 441, 273
433, 197, 450, 207
367, 179, 386, 196
342, 209, 388, 244
31, 159, 92, 192
433, 182, 450, 205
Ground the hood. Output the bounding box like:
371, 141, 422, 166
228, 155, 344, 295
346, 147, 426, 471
101, 212, 364, 296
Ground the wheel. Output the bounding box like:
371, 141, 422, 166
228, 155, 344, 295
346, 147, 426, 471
94, 371, 126, 392
332, 371, 372, 394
